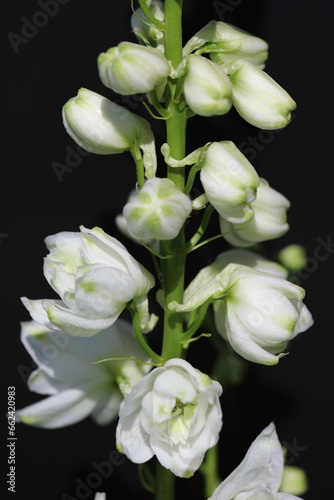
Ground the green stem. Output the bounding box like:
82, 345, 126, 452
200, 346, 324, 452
186, 204, 215, 252
200, 443, 220, 498
131, 146, 145, 188
162, 3, 187, 329
154, 460, 175, 500
160, 0, 186, 364
130, 306, 163, 364
154, 3, 187, 499
137, 0, 165, 30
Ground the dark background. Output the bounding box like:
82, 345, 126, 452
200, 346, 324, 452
2, 1, 334, 499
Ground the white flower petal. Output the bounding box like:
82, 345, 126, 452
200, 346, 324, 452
27, 370, 58, 395
21, 297, 63, 332
209, 423, 284, 499
91, 391, 123, 425
16, 385, 103, 429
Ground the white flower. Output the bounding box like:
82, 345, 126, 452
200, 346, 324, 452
225, 59, 296, 130
200, 141, 259, 223
16, 319, 151, 429
208, 422, 302, 500
183, 20, 269, 69
183, 55, 232, 116
116, 358, 223, 478
21, 226, 157, 337
123, 178, 192, 240
169, 263, 313, 365
220, 178, 290, 247
97, 42, 170, 95
62, 88, 157, 178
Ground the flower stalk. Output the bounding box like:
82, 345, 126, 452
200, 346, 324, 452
160, 0, 187, 364
157, 1, 187, 497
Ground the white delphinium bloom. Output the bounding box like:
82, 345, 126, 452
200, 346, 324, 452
123, 178, 192, 240
208, 422, 303, 500
225, 59, 296, 130
16, 320, 151, 429
21, 226, 157, 337
183, 20, 269, 69
97, 42, 170, 95
62, 88, 157, 178
169, 263, 313, 365
220, 178, 290, 247
116, 358, 223, 478
183, 55, 232, 116
200, 141, 259, 223
131, 0, 165, 51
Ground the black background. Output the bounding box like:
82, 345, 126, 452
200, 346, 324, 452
2, 1, 334, 499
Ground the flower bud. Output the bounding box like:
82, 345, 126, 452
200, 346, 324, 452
169, 263, 313, 365
62, 88, 157, 178
212, 264, 313, 364
183, 55, 232, 116
226, 59, 296, 130
183, 20, 269, 69
123, 178, 192, 240
97, 42, 170, 95
219, 178, 290, 247
280, 466, 308, 496
200, 141, 259, 223
278, 244, 307, 272
131, 0, 164, 50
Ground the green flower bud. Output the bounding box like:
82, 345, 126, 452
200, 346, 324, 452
278, 244, 307, 272
97, 42, 170, 95
226, 59, 296, 130
280, 466, 309, 496
183, 20, 269, 69
184, 55, 232, 117
123, 178, 192, 240
62, 88, 157, 178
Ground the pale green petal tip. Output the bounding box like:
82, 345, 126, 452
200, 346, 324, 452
182, 469, 194, 479
16, 413, 40, 426
116, 442, 124, 454
199, 372, 212, 387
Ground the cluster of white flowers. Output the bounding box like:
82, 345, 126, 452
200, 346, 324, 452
17, 0, 312, 497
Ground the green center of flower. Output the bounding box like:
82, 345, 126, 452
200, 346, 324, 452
168, 398, 197, 446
